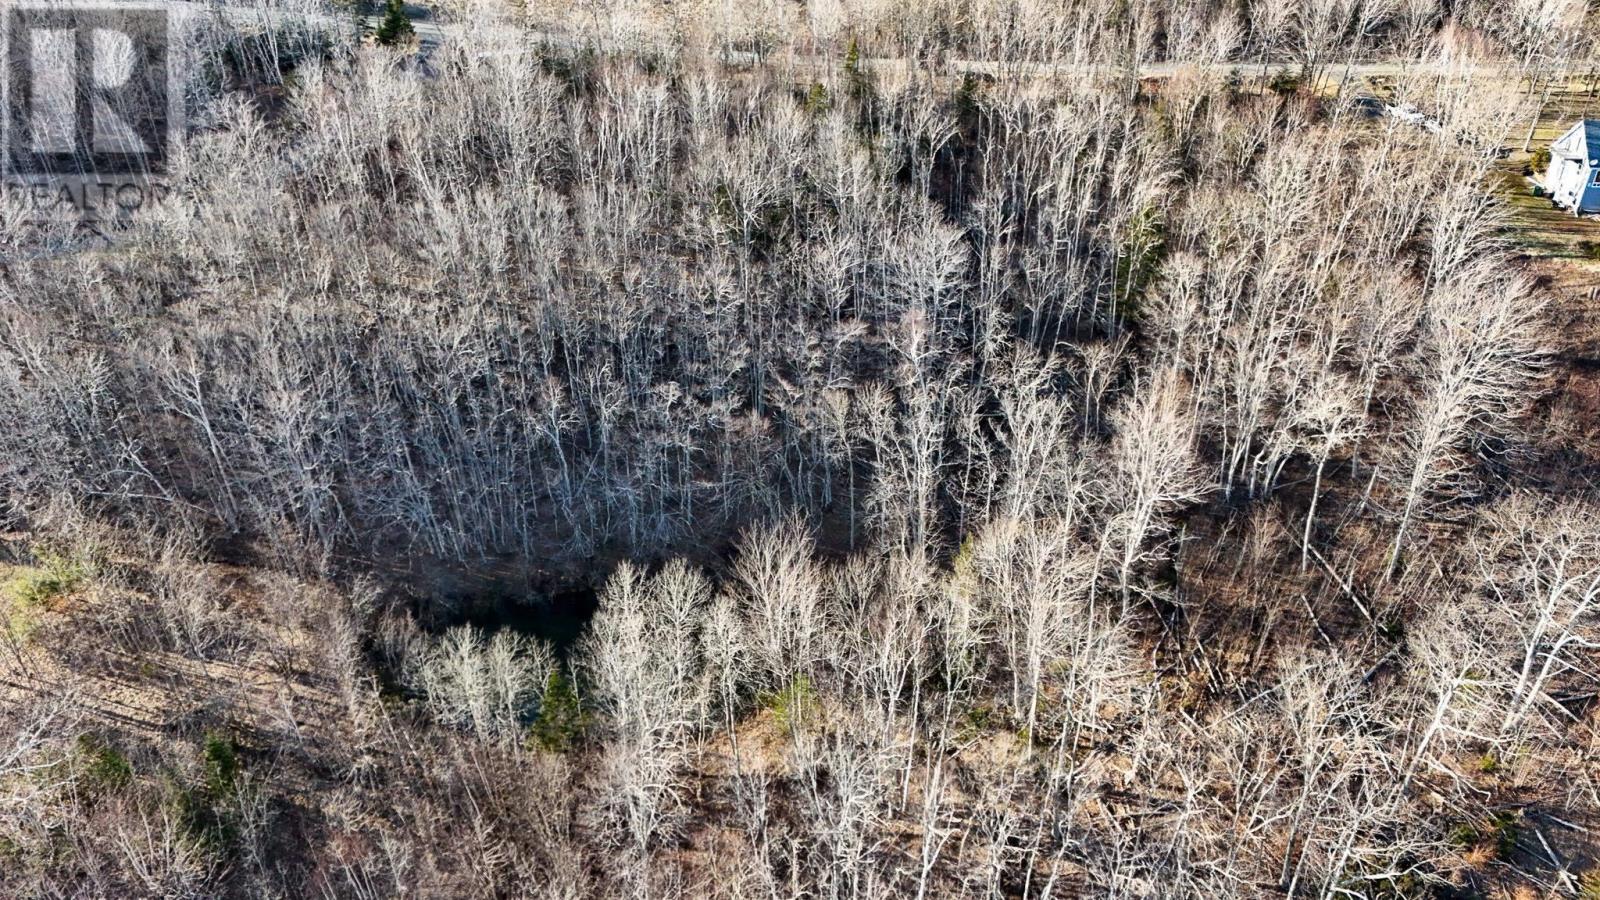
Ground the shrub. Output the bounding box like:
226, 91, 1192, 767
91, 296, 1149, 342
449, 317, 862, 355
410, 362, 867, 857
804, 82, 830, 116
1532, 146, 1551, 173
1377, 615, 1405, 643
955, 73, 984, 117
1224, 68, 1243, 99
2, 551, 85, 642
1, 599, 39, 644
538, 46, 600, 95
842, 37, 875, 109
1115, 205, 1166, 324
1449, 812, 1521, 859
1269, 70, 1301, 95
77, 734, 133, 794
4, 551, 85, 610
202, 731, 240, 798
1487, 810, 1520, 859
167, 777, 234, 852
950, 534, 978, 580
955, 703, 999, 743
165, 732, 246, 853
759, 675, 819, 735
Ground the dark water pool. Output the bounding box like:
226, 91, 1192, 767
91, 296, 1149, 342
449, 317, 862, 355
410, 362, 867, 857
430, 588, 599, 656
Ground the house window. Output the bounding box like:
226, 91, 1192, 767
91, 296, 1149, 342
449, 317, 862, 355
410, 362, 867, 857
1590, 167, 1600, 188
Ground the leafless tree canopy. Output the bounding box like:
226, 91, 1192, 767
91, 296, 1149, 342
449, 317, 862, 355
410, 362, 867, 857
0, 0, 1596, 897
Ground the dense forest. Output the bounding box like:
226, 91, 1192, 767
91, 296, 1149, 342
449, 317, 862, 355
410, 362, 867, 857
1, 0, 1598, 897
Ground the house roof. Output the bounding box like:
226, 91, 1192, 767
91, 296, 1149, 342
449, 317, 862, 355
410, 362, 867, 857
1553, 120, 1600, 162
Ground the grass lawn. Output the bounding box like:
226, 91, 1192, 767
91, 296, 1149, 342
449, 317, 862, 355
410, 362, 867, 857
1489, 164, 1599, 261
1492, 86, 1600, 264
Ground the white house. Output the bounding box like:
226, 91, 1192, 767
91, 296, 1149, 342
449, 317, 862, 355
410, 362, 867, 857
1545, 120, 1600, 214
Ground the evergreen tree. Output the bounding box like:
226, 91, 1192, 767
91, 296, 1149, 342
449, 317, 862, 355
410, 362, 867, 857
375, 0, 414, 46
529, 670, 585, 752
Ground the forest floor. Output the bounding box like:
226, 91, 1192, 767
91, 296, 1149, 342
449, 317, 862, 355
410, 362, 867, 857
0, 539, 351, 778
